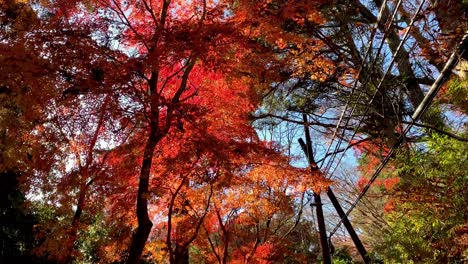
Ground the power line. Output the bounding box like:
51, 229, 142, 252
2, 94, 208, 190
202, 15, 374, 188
319, 0, 391, 168
323, 0, 425, 179
323, 0, 418, 176
320, 0, 402, 175
329, 32, 468, 237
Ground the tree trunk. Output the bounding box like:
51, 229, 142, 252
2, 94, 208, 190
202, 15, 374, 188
64, 96, 109, 264
63, 184, 87, 264
173, 244, 189, 264
126, 130, 159, 264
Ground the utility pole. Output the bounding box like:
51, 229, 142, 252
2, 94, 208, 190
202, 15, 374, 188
326, 188, 371, 263
299, 114, 370, 264
299, 114, 331, 264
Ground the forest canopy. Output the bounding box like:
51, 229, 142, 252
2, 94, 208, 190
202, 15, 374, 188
0, 0, 467, 263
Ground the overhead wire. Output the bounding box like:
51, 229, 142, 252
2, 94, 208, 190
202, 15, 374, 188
328, 31, 468, 238
302, 0, 403, 244
324, 0, 425, 236
300, 1, 394, 237
318, 0, 390, 170
323, 0, 422, 179
319, 0, 402, 176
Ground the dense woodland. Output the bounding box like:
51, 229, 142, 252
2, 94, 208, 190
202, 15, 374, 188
0, 0, 467, 263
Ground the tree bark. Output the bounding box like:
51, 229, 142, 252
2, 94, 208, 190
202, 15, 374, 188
173, 244, 189, 264
62, 183, 87, 264
126, 129, 159, 264
63, 96, 109, 264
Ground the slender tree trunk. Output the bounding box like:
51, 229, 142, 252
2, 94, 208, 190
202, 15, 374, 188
126, 129, 159, 264
214, 207, 229, 264
173, 245, 189, 264
64, 97, 109, 264
222, 233, 229, 264
126, 56, 195, 263
62, 183, 87, 264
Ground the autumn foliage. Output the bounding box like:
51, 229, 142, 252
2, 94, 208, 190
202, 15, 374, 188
0, 0, 337, 263
2, 0, 467, 263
